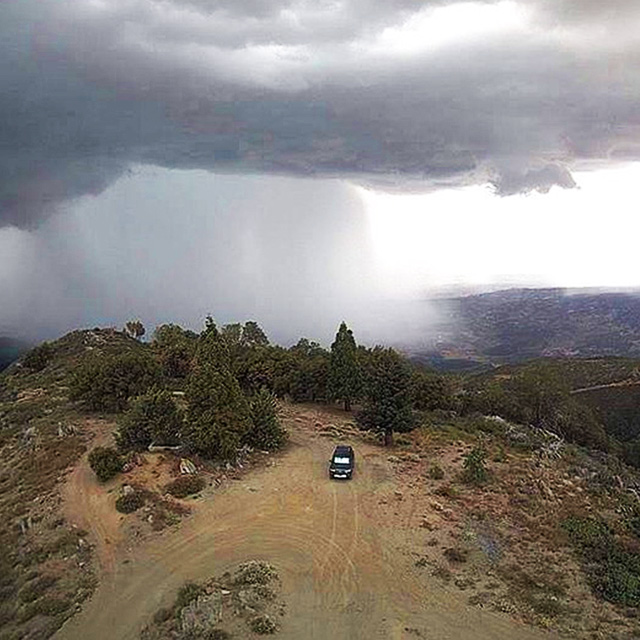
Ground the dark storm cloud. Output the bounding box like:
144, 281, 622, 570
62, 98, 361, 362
2, 0, 640, 227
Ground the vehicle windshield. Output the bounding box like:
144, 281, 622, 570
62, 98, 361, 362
333, 456, 351, 465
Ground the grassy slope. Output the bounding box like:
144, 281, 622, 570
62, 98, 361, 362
0, 328, 145, 640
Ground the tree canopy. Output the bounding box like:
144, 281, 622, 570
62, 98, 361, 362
328, 322, 362, 411
183, 318, 252, 460
357, 346, 414, 446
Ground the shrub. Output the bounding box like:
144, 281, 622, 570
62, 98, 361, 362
233, 561, 278, 585
70, 352, 161, 413
88, 447, 123, 482
152, 607, 173, 624
434, 484, 459, 499
443, 546, 468, 563
115, 492, 145, 514
18, 575, 57, 602
165, 475, 205, 499
246, 388, 287, 451
563, 516, 640, 606
22, 342, 54, 372
249, 614, 278, 634
117, 389, 183, 451
175, 582, 205, 610
33, 596, 70, 616
462, 446, 489, 485
427, 464, 445, 480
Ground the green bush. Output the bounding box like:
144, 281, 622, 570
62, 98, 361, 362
18, 575, 57, 603
175, 582, 205, 610
152, 607, 173, 624
70, 352, 161, 413
33, 596, 70, 616
115, 492, 145, 514
165, 475, 205, 498
117, 389, 183, 451
443, 546, 468, 563
427, 464, 445, 480
22, 342, 54, 372
233, 561, 278, 586
462, 446, 489, 485
249, 614, 278, 634
88, 446, 123, 482
563, 516, 640, 606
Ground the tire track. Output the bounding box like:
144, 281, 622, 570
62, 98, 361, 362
57, 410, 559, 640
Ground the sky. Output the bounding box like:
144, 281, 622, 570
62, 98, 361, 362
1, 0, 640, 344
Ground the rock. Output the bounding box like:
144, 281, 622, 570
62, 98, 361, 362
394, 490, 404, 500
122, 484, 135, 496
387, 456, 401, 464
180, 593, 223, 633
180, 458, 197, 475
431, 501, 444, 511
420, 518, 437, 531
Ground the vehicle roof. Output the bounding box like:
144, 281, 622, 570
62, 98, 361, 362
333, 445, 353, 453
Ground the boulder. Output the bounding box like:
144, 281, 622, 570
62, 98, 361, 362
180, 592, 223, 633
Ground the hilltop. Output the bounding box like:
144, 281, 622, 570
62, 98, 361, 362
4, 324, 640, 639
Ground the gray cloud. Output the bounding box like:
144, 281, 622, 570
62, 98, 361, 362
0, 169, 439, 346
2, 0, 640, 227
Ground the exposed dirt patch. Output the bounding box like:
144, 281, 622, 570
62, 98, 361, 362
57, 404, 559, 640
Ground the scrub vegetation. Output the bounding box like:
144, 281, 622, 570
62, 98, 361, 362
6, 316, 640, 638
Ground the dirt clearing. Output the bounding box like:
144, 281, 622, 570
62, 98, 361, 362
57, 406, 556, 640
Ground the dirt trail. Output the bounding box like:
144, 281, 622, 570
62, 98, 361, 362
61, 420, 122, 573
57, 409, 556, 640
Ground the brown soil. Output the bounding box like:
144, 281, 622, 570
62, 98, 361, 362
61, 419, 123, 573
56, 405, 556, 640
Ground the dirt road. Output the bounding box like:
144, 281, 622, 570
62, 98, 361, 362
57, 408, 556, 640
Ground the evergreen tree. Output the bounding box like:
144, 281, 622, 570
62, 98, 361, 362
117, 388, 183, 451
357, 346, 414, 446
184, 317, 252, 460
69, 351, 161, 412
124, 319, 146, 340
152, 323, 197, 378
242, 321, 269, 347
246, 387, 287, 451
328, 322, 361, 411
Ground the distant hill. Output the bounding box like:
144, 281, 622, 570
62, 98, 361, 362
0, 336, 29, 372
408, 288, 640, 369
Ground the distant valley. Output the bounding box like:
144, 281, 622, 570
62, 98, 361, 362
406, 288, 640, 370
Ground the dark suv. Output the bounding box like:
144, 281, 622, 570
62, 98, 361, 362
329, 445, 355, 480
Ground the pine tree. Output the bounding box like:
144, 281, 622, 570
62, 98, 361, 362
357, 346, 414, 446
124, 319, 146, 340
117, 388, 183, 451
246, 388, 287, 451
184, 317, 252, 460
328, 322, 361, 411
242, 321, 269, 347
